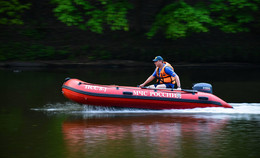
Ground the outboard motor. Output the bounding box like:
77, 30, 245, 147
192, 83, 213, 94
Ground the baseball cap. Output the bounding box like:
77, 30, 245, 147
153, 56, 163, 61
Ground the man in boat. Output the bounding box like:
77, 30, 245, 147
140, 56, 181, 89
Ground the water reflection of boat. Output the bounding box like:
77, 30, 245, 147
62, 114, 229, 157
62, 78, 232, 109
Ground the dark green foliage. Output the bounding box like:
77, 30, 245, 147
0, 42, 69, 61
147, 0, 260, 39
52, 0, 133, 33
0, 0, 31, 25
147, 1, 212, 39
0, 0, 260, 62
50, 0, 260, 39
209, 0, 260, 33
19, 28, 46, 40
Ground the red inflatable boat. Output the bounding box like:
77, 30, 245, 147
62, 78, 233, 109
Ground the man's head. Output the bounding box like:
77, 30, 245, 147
153, 56, 164, 67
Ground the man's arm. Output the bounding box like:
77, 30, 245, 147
174, 74, 181, 89
165, 66, 181, 89
140, 75, 155, 87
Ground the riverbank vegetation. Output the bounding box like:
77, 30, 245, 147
0, 0, 260, 63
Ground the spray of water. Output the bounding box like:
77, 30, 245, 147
31, 102, 260, 115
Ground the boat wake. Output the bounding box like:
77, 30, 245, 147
32, 102, 260, 115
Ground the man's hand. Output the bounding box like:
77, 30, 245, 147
139, 83, 145, 87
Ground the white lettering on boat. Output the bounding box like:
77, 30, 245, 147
84, 85, 107, 92
133, 90, 181, 98
150, 92, 180, 98
133, 91, 148, 96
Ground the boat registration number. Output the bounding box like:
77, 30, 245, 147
84, 85, 107, 92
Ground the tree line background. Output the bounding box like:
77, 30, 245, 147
0, 0, 260, 63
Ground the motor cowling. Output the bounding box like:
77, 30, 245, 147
192, 83, 213, 94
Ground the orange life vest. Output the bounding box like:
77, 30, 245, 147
155, 62, 176, 84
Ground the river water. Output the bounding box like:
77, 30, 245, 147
0, 66, 260, 158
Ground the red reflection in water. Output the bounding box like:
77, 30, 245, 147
62, 115, 228, 157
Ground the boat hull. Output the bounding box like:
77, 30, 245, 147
62, 79, 233, 109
